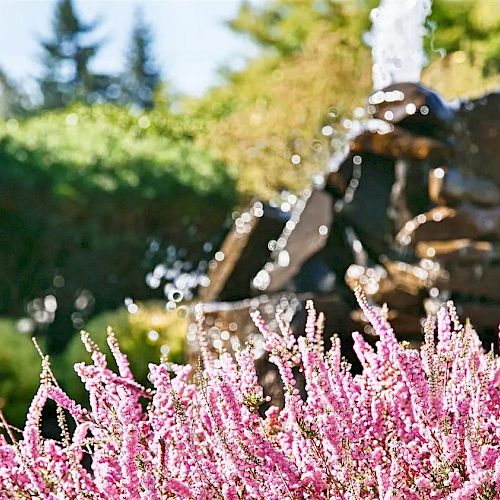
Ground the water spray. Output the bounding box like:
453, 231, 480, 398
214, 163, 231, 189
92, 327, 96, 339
367, 0, 432, 89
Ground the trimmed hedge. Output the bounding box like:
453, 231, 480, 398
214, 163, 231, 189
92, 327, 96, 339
0, 319, 42, 428
0, 106, 235, 352
55, 301, 187, 405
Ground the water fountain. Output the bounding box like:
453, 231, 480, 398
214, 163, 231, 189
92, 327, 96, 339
188, 0, 500, 380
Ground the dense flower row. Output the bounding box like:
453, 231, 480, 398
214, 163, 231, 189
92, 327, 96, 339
2, 291, 500, 498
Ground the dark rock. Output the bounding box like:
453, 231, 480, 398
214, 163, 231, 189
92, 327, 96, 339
189, 293, 361, 407
368, 82, 455, 141
456, 303, 500, 334
397, 204, 500, 244
435, 264, 500, 302
345, 263, 422, 311
199, 202, 288, 302
415, 240, 496, 264
428, 167, 500, 206
256, 189, 334, 294
454, 92, 500, 184
351, 126, 451, 162
337, 151, 395, 259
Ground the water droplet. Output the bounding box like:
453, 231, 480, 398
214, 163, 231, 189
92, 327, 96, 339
66, 113, 78, 126
127, 303, 139, 314
268, 240, 278, 251
278, 250, 290, 267
16, 318, 34, 334
328, 106, 338, 118
311, 140, 323, 153
146, 274, 161, 289
198, 276, 210, 287
44, 295, 58, 313
138, 116, 150, 129
148, 330, 159, 342
406, 103, 416, 115
353, 240, 363, 254
53, 275, 65, 288
354, 107, 365, 118
321, 125, 334, 136
6, 119, 19, 132
168, 289, 184, 303
434, 168, 445, 179
369, 91, 385, 105
253, 270, 270, 291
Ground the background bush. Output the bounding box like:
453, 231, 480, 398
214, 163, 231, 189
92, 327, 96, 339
0, 320, 42, 427
0, 105, 235, 352
55, 301, 187, 406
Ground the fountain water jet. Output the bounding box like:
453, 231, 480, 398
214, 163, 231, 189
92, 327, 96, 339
367, 0, 432, 90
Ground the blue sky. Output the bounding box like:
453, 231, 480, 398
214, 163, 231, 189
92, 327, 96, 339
0, 0, 261, 97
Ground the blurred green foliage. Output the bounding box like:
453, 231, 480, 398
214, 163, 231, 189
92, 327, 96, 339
422, 0, 500, 99
55, 301, 187, 406
0, 104, 231, 199
0, 320, 42, 429
228, 0, 373, 57
191, 0, 374, 200
0, 104, 235, 352
426, 0, 500, 77
190, 0, 499, 200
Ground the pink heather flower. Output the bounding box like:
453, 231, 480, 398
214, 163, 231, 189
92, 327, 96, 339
107, 327, 134, 380
2, 293, 500, 498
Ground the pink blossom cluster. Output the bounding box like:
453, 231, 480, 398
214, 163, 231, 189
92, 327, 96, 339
2, 293, 500, 499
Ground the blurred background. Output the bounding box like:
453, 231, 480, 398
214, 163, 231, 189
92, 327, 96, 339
0, 0, 499, 428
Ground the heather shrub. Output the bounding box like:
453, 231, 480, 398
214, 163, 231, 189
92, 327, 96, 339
2, 291, 500, 498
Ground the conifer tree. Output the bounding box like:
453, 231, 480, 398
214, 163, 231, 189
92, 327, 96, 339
0, 68, 30, 117
39, 0, 105, 108
123, 9, 161, 109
